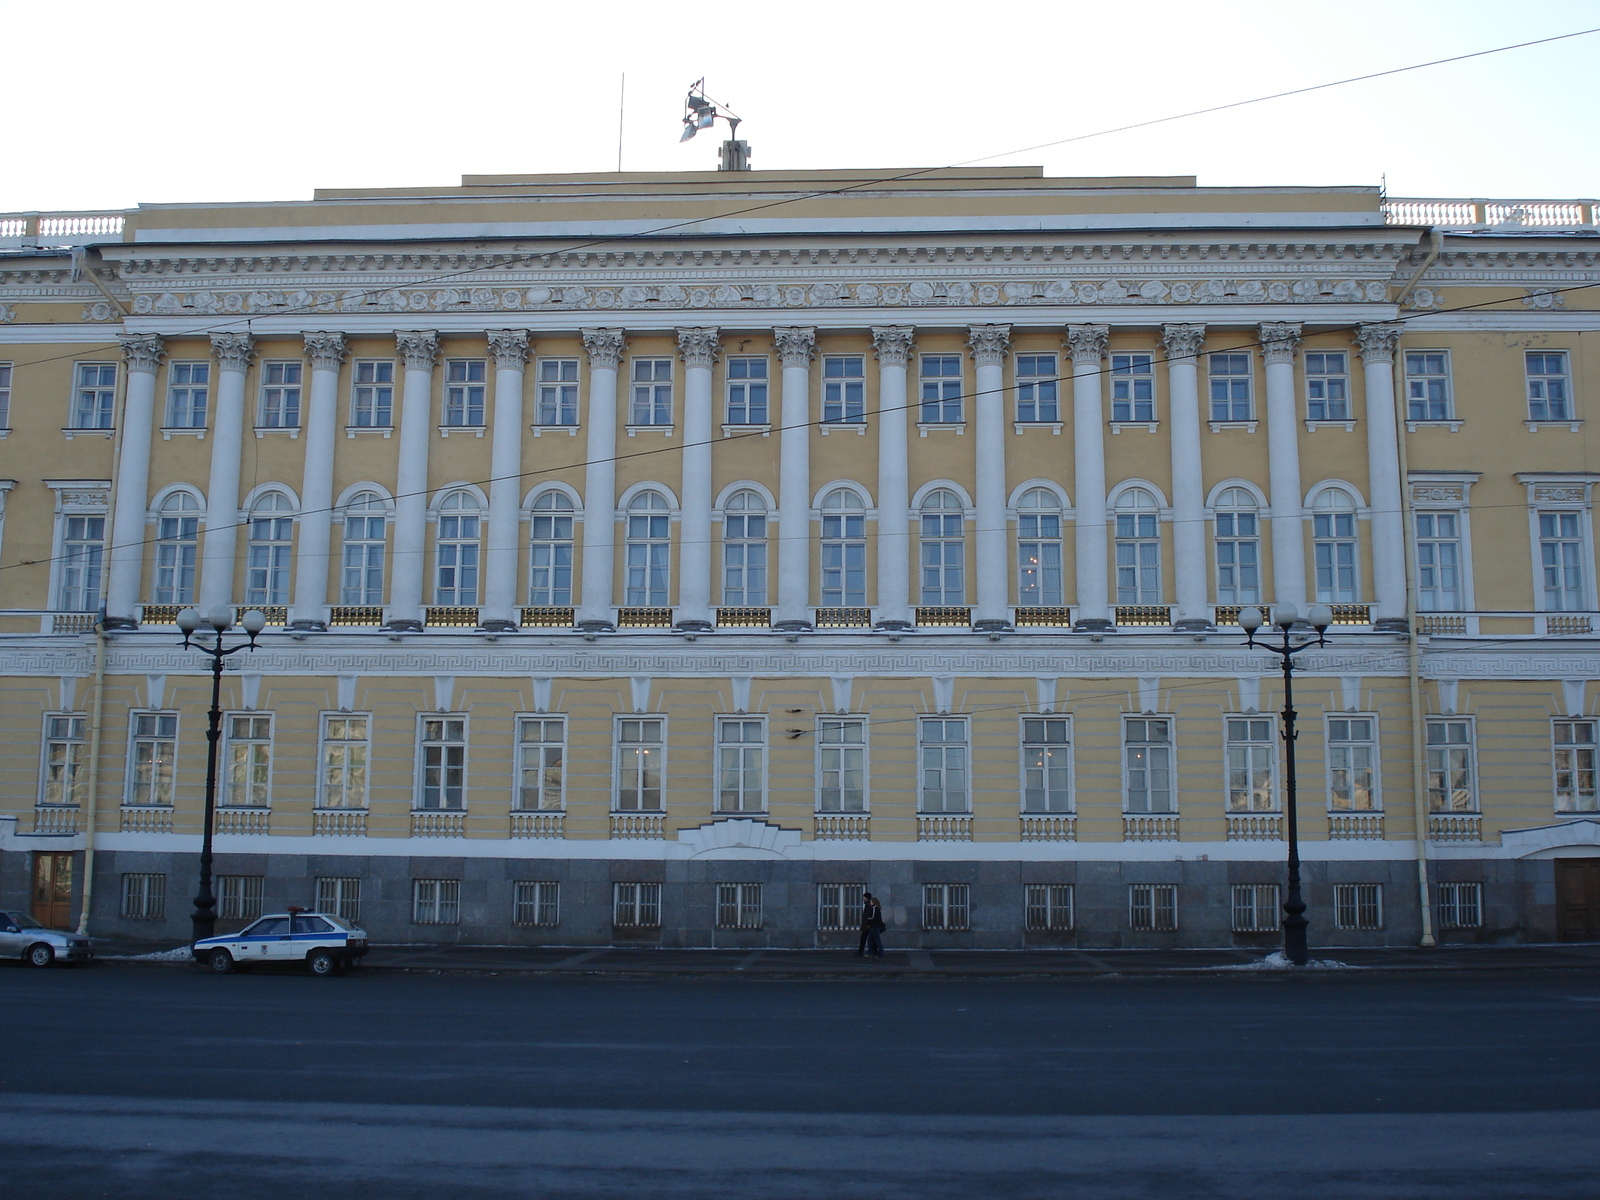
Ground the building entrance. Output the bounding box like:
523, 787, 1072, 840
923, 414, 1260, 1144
1555, 859, 1600, 942
31, 852, 74, 930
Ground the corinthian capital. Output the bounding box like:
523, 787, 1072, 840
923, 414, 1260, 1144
773, 327, 817, 369
396, 330, 440, 370
871, 326, 915, 367
210, 332, 255, 373
966, 324, 1011, 366
119, 333, 164, 375
1354, 322, 1402, 364
1259, 323, 1302, 366
1064, 324, 1109, 364
488, 329, 531, 369
1161, 323, 1206, 361
582, 328, 626, 370
676, 327, 720, 369
303, 331, 347, 371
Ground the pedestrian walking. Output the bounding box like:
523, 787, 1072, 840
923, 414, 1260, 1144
857, 892, 886, 958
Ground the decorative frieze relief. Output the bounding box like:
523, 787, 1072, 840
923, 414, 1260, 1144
81, 301, 123, 322
0, 302, 14, 323
1411, 483, 1464, 504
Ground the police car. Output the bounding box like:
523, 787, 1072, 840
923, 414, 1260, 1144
193, 908, 369, 976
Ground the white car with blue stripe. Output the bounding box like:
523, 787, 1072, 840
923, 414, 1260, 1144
193, 909, 369, 976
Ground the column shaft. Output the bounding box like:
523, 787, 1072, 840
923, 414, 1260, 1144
676, 327, 718, 630
1164, 324, 1210, 629
578, 329, 624, 629
970, 325, 1011, 628
1358, 324, 1408, 629
872, 327, 914, 628
199, 334, 253, 613
106, 335, 163, 628
774, 328, 815, 629
291, 333, 345, 630
387, 331, 438, 631
483, 331, 530, 631
1262, 323, 1306, 609
1068, 325, 1111, 629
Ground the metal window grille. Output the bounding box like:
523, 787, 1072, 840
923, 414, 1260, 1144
513, 880, 561, 927
1024, 884, 1074, 931
1334, 883, 1383, 930
1129, 884, 1178, 931
315, 877, 362, 922
218, 875, 264, 921
412, 878, 461, 925
613, 881, 662, 927
1436, 882, 1483, 929
1231, 883, 1281, 932
922, 883, 970, 931
121, 873, 166, 920
716, 882, 763, 929
817, 883, 866, 931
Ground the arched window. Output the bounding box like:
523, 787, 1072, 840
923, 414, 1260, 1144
625, 491, 671, 605
434, 492, 481, 605
1213, 487, 1260, 605
1015, 488, 1063, 606
340, 491, 387, 605
919, 489, 965, 604
1312, 489, 1359, 603
245, 493, 294, 605
1114, 488, 1161, 604
820, 489, 866, 606
528, 491, 574, 606
721, 490, 767, 606
153, 492, 200, 604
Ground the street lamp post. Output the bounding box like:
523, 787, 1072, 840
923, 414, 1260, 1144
1239, 602, 1333, 967
177, 605, 266, 944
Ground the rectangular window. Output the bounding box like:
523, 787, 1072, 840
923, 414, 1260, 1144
1404, 352, 1451, 421
537, 358, 580, 426
822, 355, 866, 424
1437, 882, 1483, 930
1414, 512, 1462, 611
817, 883, 866, 931
1554, 719, 1597, 812
1024, 884, 1074, 931
315, 877, 362, 922
717, 717, 765, 812
1426, 719, 1475, 813
1312, 509, 1359, 603
1538, 510, 1585, 611
1114, 509, 1161, 603
529, 497, 574, 605
1526, 351, 1571, 422
341, 507, 386, 604
1226, 717, 1276, 812
72, 362, 117, 429
352, 360, 394, 427
1124, 718, 1174, 813
516, 717, 565, 811
166, 361, 210, 428
613, 881, 662, 927
434, 505, 480, 605
418, 717, 466, 810
1110, 353, 1154, 422
1017, 502, 1064, 606
922, 883, 970, 931
1334, 883, 1383, 930
412, 878, 461, 925
41, 714, 88, 806
919, 718, 969, 813
57, 514, 105, 611
1327, 717, 1378, 811
1129, 883, 1178, 931
1021, 717, 1072, 813
820, 503, 866, 606
1016, 354, 1060, 422
919, 354, 963, 423
319, 715, 369, 809
716, 882, 763, 929
217, 875, 264, 921
260, 361, 302, 428
128, 712, 178, 806
0, 361, 11, 427
630, 358, 673, 425
224, 714, 271, 807
444, 359, 486, 426
513, 880, 561, 927
1231, 883, 1280, 933
121, 873, 166, 920
818, 718, 866, 812
1214, 508, 1261, 605
1304, 351, 1349, 421
616, 718, 664, 811
919, 499, 965, 604
725, 357, 768, 424
1208, 353, 1252, 421
721, 497, 767, 606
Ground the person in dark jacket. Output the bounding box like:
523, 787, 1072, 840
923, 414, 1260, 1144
857, 892, 885, 958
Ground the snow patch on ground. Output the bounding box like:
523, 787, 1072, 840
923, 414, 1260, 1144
99, 947, 196, 962
1219, 951, 1353, 971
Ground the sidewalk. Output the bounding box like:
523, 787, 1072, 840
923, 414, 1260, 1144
89, 939, 1600, 977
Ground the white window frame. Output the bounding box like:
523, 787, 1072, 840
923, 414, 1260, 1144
121, 872, 166, 920
318, 713, 370, 809
1015, 488, 1065, 607
817, 717, 868, 813
821, 355, 866, 428
819, 488, 867, 606
612, 881, 662, 927
922, 883, 970, 931
126, 710, 178, 807
623, 491, 672, 606
918, 717, 970, 814
817, 883, 866, 931
629, 358, 674, 427
1518, 476, 1598, 622
1113, 488, 1163, 604
316, 876, 362, 921
527, 491, 575, 606
245, 493, 295, 606
1426, 717, 1476, 814
1414, 510, 1465, 613
614, 716, 665, 812
433, 493, 482, 605
513, 880, 561, 927
1525, 350, 1575, 426
1302, 350, 1351, 425
152, 492, 201, 605
339, 493, 387, 605
0, 360, 11, 429
918, 489, 966, 605
715, 716, 766, 813
1122, 717, 1175, 814
535, 358, 580, 429
412, 878, 461, 925
1016, 353, 1061, 425
1327, 714, 1381, 812
1020, 715, 1072, 813
55, 508, 107, 613
1024, 883, 1074, 931
1207, 352, 1253, 423
515, 715, 566, 812
1311, 488, 1362, 604
1225, 715, 1278, 813
1211, 488, 1262, 606
716, 882, 763, 929
719, 490, 768, 606
1109, 352, 1155, 424
1129, 883, 1178, 931
1436, 881, 1483, 930
1403, 350, 1454, 428
443, 358, 487, 428
724, 356, 770, 427
259, 360, 302, 429
1333, 883, 1384, 930
40, 712, 89, 807
165, 361, 210, 429
1409, 474, 1478, 618
222, 712, 272, 808
217, 874, 264, 921
1231, 883, 1280, 933
351, 359, 395, 429
1553, 718, 1598, 812
918, 354, 965, 426
70, 361, 117, 430
416, 715, 468, 811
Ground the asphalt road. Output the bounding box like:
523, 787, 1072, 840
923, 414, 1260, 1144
3, 963, 1598, 1198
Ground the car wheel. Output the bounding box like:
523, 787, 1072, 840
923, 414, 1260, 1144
208, 949, 237, 974
25, 943, 55, 968
307, 949, 337, 976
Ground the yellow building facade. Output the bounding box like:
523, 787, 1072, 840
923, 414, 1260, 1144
1, 169, 1597, 947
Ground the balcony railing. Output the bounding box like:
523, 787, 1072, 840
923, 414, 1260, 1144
1329, 604, 1370, 625
617, 607, 673, 629
1124, 814, 1179, 840
716, 606, 770, 628
1015, 606, 1072, 628
1116, 606, 1171, 627
141, 604, 183, 626
215, 808, 270, 835
916, 606, 970, 628
411, 810, 465, 837
815, 607, 871, 628
917, 814, 973, 841
1547, 615, 1593, 635
1383, 198, 1598, 230
1428, 813, 1482, 842
314, 809, 367, 836
1418, 614, 1468, 636
611, 813, 664, 839
1226, 814, 1283, 841
511, 811, 565, 838
120, 806, 173, 833
238, 605, 287, 626
1329, 813, 1384, 839
1020, 814, 1076, 841
520, 606, 575, 628
814, 813, 870, 840
425, 606, 479, 628
0, 210, 128, 245
31, 807, 80, 835
51, 613, 97, 634
329, 606, 384, 627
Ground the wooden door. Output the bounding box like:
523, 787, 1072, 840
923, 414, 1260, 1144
31, 852, 74, 930
1555, 859, 1600, 942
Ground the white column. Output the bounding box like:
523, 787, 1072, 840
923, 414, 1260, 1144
578, 329, 624, 630
1067, 324, 1111, 629
872, 326, 914, 629
676, 327, 718, 630
199, 333, 253, 613
774, 327, 816, 629
1164, 323, 1210, 630
1357, 323, 1408, 630
386, 330, 438, 631
106, 334, 163, 629
969, 325, 1012, 629
482, 330, 530, 632
1262, 323, 1306, 610
290, 332, 346, 631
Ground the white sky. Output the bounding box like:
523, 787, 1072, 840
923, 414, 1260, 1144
3, 0, 1596, 213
